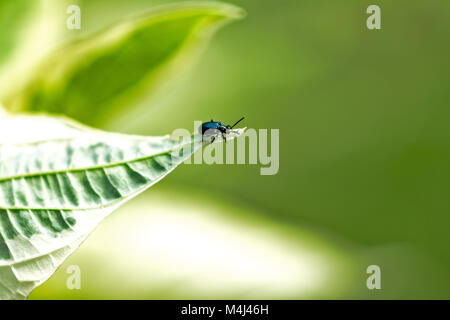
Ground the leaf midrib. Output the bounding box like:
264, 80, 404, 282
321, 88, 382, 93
0, 147, 181, 183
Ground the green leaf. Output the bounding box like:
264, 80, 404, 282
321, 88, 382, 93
0, 0, 67, 99
0, 0, 45, 88
0, 106, 244, 299
4, 1, 245, 129
0, 0, 30, 66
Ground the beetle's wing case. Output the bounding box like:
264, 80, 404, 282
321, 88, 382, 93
201, 121, 220, 136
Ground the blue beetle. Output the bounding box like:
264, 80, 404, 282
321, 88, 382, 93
199, 117, 245, 143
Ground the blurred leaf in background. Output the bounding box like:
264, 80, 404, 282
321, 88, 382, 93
0, 0, 66, 98
4, 1, 245, 129
0, 0, 31, 66
28, 186, 359, 300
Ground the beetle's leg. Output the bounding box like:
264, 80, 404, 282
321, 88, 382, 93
211, 136, 216, 144
222, 132, 227, 143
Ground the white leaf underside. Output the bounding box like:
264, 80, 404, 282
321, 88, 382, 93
0, 109, 245, 299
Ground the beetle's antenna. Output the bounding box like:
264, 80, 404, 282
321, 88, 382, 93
230, 116, 245, 129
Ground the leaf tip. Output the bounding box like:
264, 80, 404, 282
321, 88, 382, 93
218, 3, 247, 20
180, 1, 247, 20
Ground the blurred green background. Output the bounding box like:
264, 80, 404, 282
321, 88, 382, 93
1, 0, 450, 299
